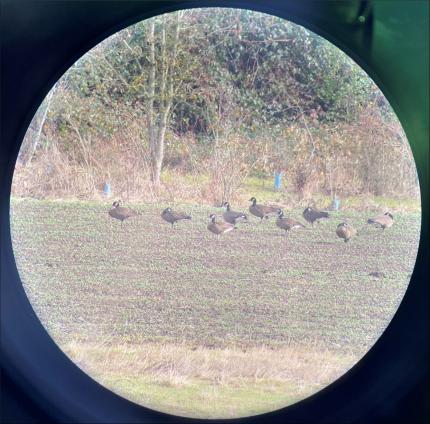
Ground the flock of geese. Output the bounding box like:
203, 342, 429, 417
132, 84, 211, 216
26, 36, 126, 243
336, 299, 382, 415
108, 198, 394, 242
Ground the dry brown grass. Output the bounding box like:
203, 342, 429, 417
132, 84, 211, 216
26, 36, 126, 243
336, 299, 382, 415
12, 117, 421, 219
62, 340, 358, 417
65, 340, 356, 393
13, 130, 155, 202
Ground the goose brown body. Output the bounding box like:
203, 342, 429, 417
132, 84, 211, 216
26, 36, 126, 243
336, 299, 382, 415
367, 212, 394, 229
336, 222, 357, 242
303, 206, 330, 226
276, 209, 305, 234
108, 201, 139, 224
207, 214, 235, 236
222, 202, 248, 225
249, 197, 278, 221
161, 207, 191, 226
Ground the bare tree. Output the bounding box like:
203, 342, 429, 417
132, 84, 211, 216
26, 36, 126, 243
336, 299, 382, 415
147, 13, 181, 186
19, 84, 57, 165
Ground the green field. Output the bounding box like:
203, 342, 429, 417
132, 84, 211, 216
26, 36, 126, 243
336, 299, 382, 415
10, 198, 420, 418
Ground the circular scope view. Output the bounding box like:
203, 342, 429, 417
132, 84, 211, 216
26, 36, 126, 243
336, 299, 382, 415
10, 8, 420, 419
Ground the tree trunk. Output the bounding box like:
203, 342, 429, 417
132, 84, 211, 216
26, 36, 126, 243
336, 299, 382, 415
147, 21, 157, 183
148, 13, 181, 187
151, 18, 167, 186
20, 85, 55, 165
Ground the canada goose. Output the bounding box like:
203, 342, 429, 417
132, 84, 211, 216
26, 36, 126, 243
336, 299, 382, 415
249, 197, 278, 222
108, 200, 139, 225
367, 212, 394, 230
302, 206, 330, 227
222, 201, 247, 226
336, 222, 357, 242
207, 213, 235, 237
276, 209, 305, 235
161, 207, 191, 227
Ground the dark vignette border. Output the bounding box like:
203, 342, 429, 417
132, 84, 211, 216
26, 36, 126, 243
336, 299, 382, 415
1, 1, 429, 423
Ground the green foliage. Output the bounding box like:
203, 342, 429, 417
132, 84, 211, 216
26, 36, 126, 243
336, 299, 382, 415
22, 8, 416, 199
53, 8, 380, 139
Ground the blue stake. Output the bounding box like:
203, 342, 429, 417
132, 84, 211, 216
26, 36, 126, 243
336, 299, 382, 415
331, 195, 340, 211
103, 182, 111, 197
274, 172, 282, 191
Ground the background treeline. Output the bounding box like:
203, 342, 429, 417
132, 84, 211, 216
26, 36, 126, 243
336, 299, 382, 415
13, 8, 419, 204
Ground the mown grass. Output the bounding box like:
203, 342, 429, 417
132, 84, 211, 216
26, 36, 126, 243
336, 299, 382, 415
106, 376, 300, 419
9, 197, 420, 418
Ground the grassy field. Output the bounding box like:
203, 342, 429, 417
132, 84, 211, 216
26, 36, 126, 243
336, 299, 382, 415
10, 198, 420, 418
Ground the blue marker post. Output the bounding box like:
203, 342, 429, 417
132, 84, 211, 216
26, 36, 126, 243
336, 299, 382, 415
331, 194, 340, 211
103, 182, 111, 197
274, 171, 282, 191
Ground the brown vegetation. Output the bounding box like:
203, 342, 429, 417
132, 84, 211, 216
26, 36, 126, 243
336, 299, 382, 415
12, 9, 419, 205
13, 104, 419, 205
66, 341, 355, 389
64, 340, 355, 417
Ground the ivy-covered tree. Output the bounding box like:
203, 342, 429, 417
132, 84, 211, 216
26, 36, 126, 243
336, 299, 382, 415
20, 8, 414, 200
